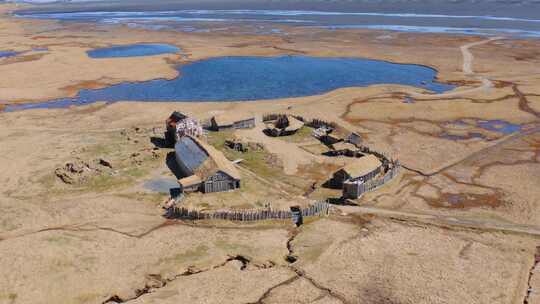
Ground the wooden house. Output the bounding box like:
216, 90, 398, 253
166, 111, 188, 145
165, 111, 203, 145
175, 136, 241, 193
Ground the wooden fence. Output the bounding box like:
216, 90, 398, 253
304, 119, 337, 130
262, 113, 286, 122
343, 162, 401, 199
262, 113, 337, 130
166, 201, 330, 222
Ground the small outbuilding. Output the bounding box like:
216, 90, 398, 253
165, 111, 203, 145
290, 206, 303, 226
264, 115, 304, 137
166, 111, 188, 144
175, 136, 241, 193
342, 180, 366, 199
330, 154, 382, 187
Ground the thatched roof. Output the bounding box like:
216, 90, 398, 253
266, 115, 303, 132
169, 111, 188, 122
332, 142, 358, 151
340, 154, 381, 178
286, 116, 304, 132
196, 139, 241, 180
179, 175, 202, 188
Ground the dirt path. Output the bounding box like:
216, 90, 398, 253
235, 165, 295, 198
410, 37, 503, 99
461, 38, 499, 75
337, 205, 540, 238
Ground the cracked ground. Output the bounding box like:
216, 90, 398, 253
2, 3, 540, 303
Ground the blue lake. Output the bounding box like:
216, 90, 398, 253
87, 44, 180, 58
5, 55, 455, 111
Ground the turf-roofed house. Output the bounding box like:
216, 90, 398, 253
171, 119, 241, 194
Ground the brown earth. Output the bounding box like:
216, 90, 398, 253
1, 2, 540, 304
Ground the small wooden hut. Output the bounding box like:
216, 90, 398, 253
264, 115, 304, 137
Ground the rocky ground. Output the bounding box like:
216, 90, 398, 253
1, 2, 540, 304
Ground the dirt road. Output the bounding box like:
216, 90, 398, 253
411, 37, 503, 99
337, 205, 540, 238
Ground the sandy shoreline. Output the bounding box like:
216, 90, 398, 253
4, 2, 537, 106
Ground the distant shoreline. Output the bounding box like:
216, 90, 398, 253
12, 6, 540, 39
9, 0, 540, 19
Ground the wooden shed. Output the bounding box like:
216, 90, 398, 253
264, 115, 304, 137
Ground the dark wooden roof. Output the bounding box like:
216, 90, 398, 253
169, 111, 188, 122
174, 137, 208, 173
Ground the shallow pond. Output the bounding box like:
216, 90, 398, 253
87, 43, 180, 58
6, 55, 455, 111
440, 132, 486, 141
476, 119, 522, 134
0, 51, 18, 58
143, 177, 180, 193
441, 118, 523, 141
